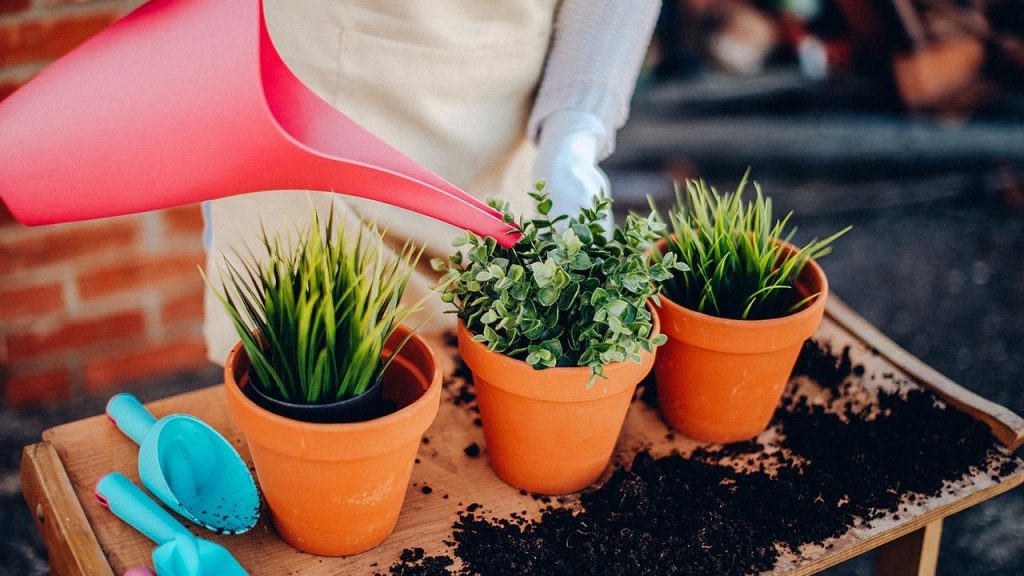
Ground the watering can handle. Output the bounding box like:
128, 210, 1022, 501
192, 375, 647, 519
95, 473, 193, 545
107, 393, 157, 445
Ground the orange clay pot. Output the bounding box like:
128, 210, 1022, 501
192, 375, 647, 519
224, 324, 440, 556
457, 305, 659, 495
653, 242, 828, 443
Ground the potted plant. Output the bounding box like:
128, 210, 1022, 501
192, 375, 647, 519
434, 187, 678, 494
206, 209, 441, 556
650, 173, 849, 443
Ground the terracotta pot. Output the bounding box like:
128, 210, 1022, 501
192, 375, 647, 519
224, 324, 441, 556
457, 305, 659, 495
653, 241, 828, 443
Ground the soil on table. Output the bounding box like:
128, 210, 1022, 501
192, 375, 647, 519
382, 338, 1020, 576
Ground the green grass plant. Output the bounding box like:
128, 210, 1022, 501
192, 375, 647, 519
204, 208, 424, 404
653, 172, 850, 320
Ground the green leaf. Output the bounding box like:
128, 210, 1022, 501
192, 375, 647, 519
538, 286, 560, 307
530, 259, 557, 288
606, 299, 628, 317
537, 197, 553, 215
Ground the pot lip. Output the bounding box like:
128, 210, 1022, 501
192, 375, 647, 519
652, 238, 829, 328
456, 300, 660, 378
224, 325, 440, 432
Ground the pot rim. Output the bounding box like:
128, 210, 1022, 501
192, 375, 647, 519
224, 325, 441, 433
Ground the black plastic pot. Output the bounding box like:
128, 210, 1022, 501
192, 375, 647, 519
243, 376, 395, 424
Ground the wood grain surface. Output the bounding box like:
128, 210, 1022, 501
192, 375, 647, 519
21, 299, 1024, 575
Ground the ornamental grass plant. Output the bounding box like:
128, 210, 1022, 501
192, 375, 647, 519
434, 185, 682, 383
653, 172, 850, 321
205, 207, 424, 405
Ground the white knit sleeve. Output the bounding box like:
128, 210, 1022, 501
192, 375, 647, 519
528, 0, 661, 159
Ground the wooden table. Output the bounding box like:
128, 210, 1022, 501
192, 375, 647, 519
21, 297, 1024, 576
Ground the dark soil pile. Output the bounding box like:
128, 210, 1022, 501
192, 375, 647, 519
393, 339, 1018, 575
375, 547, 453, 576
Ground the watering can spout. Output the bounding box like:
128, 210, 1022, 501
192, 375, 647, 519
0, 0, 520, 248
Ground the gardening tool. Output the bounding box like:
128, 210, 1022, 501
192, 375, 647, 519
95, 472, 248, 576
0, 0, 519, 248
106, 393, 260, 534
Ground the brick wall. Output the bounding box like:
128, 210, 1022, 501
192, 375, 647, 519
0, 0, 211, 408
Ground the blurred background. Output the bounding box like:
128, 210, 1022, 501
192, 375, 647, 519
1, 0, 1022, 574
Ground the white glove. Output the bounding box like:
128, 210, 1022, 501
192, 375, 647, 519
532, 110, 612, 228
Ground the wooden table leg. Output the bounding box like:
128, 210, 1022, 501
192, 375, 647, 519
873, 519, 943, 576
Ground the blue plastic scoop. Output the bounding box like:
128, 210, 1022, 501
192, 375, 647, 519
106, 393, 259, 534
96, 473, 248, 576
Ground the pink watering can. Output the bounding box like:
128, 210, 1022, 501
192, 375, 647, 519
0, 0, 519, 247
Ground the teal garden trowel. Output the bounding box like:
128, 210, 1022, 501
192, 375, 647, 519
106, 393, 259, 534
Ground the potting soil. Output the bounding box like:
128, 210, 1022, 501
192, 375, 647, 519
385, 338, 1020, 575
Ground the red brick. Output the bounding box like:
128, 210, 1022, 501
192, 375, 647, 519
0, 283, 63, 318
0, 220, 139, 273
76, 252, 205, 299
161, 291, 205, 324
0, 11, 118, 67
0, 0, 30, 16
6, 310, 145, 361
3, 368, 73, 408
162, 205, 204, 235
84, 338, 208, 392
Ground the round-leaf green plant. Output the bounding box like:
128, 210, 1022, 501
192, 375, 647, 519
653, 172, 850, 321
204, 208, 424, 405
434, 185, 683, 384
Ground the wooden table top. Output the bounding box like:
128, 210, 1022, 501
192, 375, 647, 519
20, 297, 1024, 576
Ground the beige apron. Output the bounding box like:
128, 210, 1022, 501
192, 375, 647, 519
203, 0, 557, 363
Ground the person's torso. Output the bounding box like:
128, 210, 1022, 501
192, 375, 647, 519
263, 0, 558, 198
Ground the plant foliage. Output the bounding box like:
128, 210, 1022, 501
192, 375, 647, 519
652, 172, 850, 320
204, 208, 424, 404
433, 185, 682, 383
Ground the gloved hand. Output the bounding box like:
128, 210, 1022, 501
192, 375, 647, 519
531, 110, 612, 230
